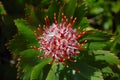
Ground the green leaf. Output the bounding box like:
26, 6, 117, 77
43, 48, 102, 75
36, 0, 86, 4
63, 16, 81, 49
102, 67, 113, 74
74, 0, 87, 26
62, 0, 77, 18
17, 49, 41, 80
111, 1, 120, 13
30, 58, 51, 80
0, 2, 7, 15
103, 18, 112, 30
77, 17, 89, 31
7, 19, 38, 54
14, 19, 37, 43
87, 42, 107, 50
90, 7, 103, 15
7, 34, 28, 54
39, 0, 51, 8
45, 62, 60, 80
78, 62, 104, 80
20, 49, 41, 66
90, 71, 103, 80
58, 0, 87, 25
93, 50, 120, 65
64, 62, 103, 80
57, 0, 77, 22
47, 1, 59, 23
25, 5, 40, 27
22, 66, 33, 80
110, 35, 120, 55
81, 30, 112, 41
101, 66, 120, 79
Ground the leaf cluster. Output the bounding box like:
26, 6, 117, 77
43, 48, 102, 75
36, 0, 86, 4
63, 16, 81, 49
0, 0, 120, 80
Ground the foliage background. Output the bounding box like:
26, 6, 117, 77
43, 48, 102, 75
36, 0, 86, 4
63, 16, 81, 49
0, 0, 120, 80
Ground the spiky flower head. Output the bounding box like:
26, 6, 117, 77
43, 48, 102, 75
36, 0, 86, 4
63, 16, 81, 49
33, 13, 86, 66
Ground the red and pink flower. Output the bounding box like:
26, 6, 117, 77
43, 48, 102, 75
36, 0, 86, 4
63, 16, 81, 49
32, 13, 86, 67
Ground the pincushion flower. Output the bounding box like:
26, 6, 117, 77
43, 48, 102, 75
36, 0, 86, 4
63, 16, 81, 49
32, 13, 86, 67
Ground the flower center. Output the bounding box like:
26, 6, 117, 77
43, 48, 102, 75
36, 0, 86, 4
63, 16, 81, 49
40, 23, 79, 62
32, 13, 86, 66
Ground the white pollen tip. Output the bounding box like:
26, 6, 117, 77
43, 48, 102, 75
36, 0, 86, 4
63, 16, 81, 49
67, 57, 70, 59
85, 40, 87, 42
74, 60, 77, 62
66, 65, 69, 68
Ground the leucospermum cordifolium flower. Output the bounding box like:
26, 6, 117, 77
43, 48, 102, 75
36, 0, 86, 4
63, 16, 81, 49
32, 13, 86, 67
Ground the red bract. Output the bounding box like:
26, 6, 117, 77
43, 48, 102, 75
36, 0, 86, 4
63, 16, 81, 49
32, 13, 86, 67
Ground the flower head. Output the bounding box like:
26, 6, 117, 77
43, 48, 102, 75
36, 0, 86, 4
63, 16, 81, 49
32, 13, 86, 66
